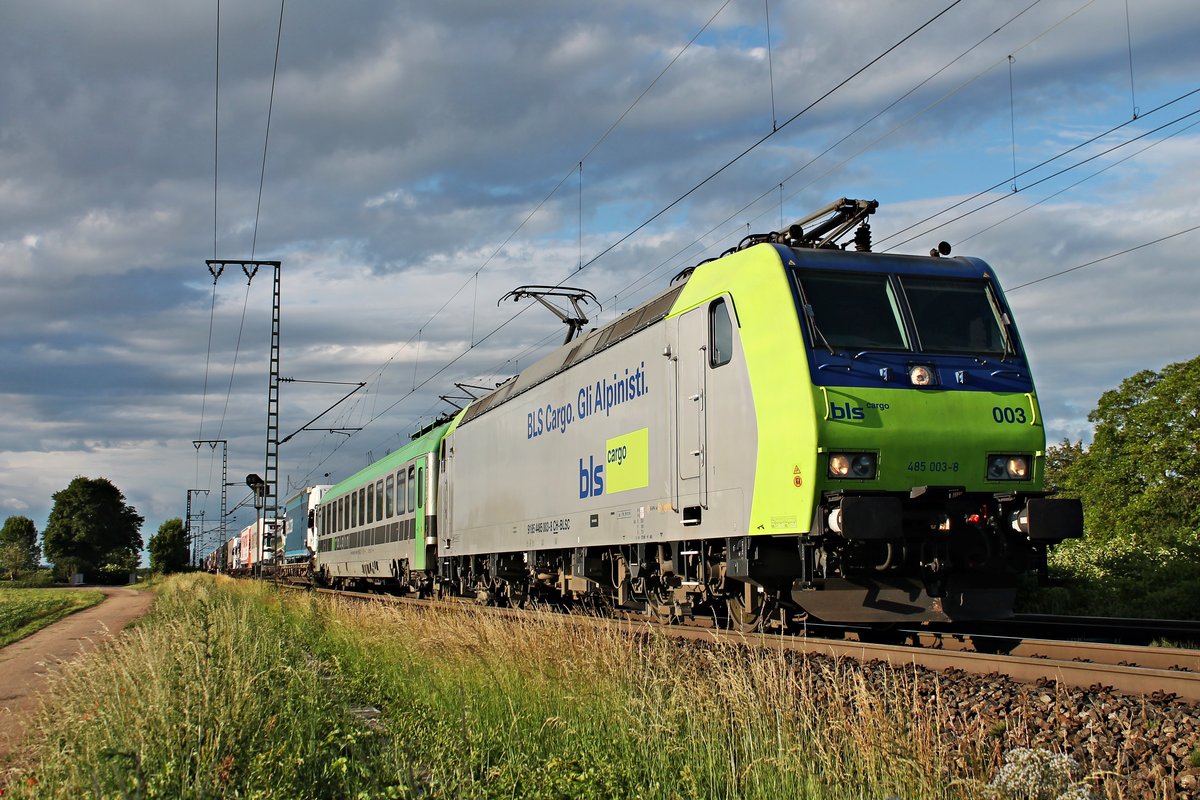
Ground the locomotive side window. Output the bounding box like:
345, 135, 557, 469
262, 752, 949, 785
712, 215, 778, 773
710, 298, 733, 367
793, 271, 908, 351
417, 466, 425, 508
900, 277, 1010, 356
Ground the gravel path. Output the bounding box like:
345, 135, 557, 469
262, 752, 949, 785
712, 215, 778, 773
0, 586, 154, 762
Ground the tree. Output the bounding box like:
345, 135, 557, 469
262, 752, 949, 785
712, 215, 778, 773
1044, 354, 1200, 616
42, 477, 144, 579
0, 515, 41, 579
148, 518, 189, 574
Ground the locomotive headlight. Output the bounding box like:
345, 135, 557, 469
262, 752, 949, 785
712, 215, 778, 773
828, 452, 877, 479
1006, 456, 1028, 479
851, 454, 876, 478
987, 454, 1031, 481
908, 365, 934, 386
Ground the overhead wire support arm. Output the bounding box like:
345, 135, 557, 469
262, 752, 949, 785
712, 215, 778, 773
499, 285, 600, 344
438, 382, 494, 411
192, 439, 228, 557
278, 378, 367, 444
205, 259, 280, 285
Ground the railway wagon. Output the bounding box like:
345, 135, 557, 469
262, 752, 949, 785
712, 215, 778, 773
237, 520, 269, 575
434, 201, 1081, 624
224, 535, 240, 574
277, 485, 330, 581
313, 423, 444, 591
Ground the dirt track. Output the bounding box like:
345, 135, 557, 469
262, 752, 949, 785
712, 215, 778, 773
0, 586, 154, 762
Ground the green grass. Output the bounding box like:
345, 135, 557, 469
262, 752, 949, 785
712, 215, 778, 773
2, 575, 1107, 798
0, 587, 105, 648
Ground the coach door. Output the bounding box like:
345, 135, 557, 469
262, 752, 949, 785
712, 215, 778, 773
670, 305, 708, 521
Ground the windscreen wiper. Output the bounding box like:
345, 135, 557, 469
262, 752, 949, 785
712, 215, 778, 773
986, 287, 1017, 362
803, 303, 837, 356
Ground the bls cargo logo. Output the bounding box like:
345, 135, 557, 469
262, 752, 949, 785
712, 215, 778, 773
578, 428, 649, 498
829, 402, 865, 421
828, 401, 889, 421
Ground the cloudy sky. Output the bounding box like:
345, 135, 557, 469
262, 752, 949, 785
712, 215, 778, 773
2, 0, 1197, 559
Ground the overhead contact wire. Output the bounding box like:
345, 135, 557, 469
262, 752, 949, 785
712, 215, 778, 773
1008, 224, 1200, 292
954, 117, 1200, 248
308, 1, 739, 470
361, 0, 735, 403
564, 0, 967, 283
882, 96, 1200, 251
250, 0, 286, 259
328, 0, 968, 463
877, 86, 1200, 250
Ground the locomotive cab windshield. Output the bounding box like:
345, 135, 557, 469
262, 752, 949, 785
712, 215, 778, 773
791, 267, 1017, 360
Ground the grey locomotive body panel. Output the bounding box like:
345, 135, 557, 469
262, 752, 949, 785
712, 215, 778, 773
442, 301, 757, 556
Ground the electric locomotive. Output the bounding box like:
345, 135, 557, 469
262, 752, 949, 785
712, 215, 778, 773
312, 199, 1082, 626
276, 484, 330, 583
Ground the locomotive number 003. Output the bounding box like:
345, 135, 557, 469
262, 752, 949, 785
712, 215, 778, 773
992, 406, 1027, 424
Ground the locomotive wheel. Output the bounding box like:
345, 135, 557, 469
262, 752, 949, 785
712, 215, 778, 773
727, 584, 765, 633
647, 587, 679, 623
504, 580, 530, 608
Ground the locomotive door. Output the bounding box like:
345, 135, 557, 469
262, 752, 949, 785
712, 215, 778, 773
671, 306, 708, 517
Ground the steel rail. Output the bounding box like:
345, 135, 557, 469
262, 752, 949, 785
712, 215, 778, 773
292, 585, 1200, 702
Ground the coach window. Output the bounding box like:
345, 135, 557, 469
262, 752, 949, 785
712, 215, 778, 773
366, 483, 375, 524
359, 489, 366, 527
398, 470, 407, 514
417, 466, 425, 508
385, 475, 395, 518
375, 480, 384, 521
710, 298, 733, 367
341, 497, 348, 532
407, 465, 417, 511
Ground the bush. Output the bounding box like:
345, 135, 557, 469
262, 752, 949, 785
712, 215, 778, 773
2, 569, 55, 588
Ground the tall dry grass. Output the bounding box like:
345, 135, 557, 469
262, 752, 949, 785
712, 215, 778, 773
3, 574, 1081, 798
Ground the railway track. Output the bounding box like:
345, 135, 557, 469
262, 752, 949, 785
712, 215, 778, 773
290, 584, 1200, 703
